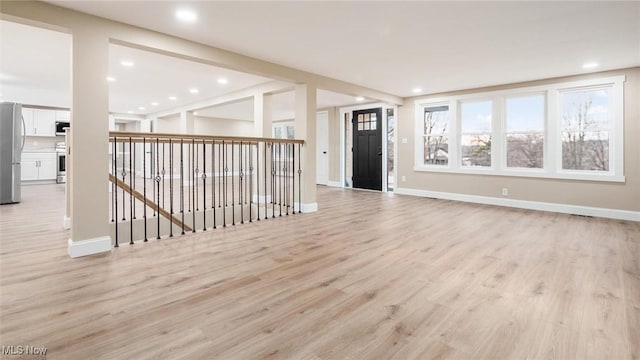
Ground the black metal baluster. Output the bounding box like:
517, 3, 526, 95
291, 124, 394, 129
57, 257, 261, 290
218, 141, 222, 208
279, 142, 282, 217
195, 139, 199, 212
111, 137, 115, 223
285, 143, 289, 216
121, 140, 126, 222
264, 142, 268, 220
231, 141, 235, 226
152, 143, 156, 217
212, 141, 216, 229
202, 139, 207, 231
222, 140, 226, 227
162, 142, 165, 211
143, 138, 147, 241
245, 142, 249, 205
291, 144, 296, 214
249, 142, 253, 222
129, 137, 134, 245
272, 143, 276, 219
240, 141, 244, 224
132, 138, 136, 220
113, 137, 118, 247
256, 142, 260, 221
169, 138, 174, 238
192, 139, 196, 232
298, 143, 302, 214
180, 139, 185, 235
188, 140, 192, 213
156, 138, 161, 239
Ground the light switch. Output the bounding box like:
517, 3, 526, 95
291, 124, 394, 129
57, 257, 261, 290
402, 138, 408, 144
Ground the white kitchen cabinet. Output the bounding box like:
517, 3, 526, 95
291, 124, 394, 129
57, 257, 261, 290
32, 109, 56, 136
22, 108, 56, 136
21, 153, 57, 181
55, 110, 70, 122
21, 159, 39, 181
22, 108, 35, 136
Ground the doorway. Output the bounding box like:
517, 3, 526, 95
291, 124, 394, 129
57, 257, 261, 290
352, 108, 382, 191
316, 111, 329, 185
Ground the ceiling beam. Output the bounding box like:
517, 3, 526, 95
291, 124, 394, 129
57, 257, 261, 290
146, 80, 293, 119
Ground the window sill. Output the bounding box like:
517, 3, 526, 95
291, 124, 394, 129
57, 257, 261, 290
412, 165, 625, 183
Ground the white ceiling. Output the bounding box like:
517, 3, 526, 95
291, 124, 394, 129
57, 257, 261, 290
107, 44, 272, 115
45, 1, 640, 97
2, 1, 639, 116
0, 19, 368, 118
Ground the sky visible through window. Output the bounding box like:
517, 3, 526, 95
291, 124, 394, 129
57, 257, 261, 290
506, 95, 544, 132
461, 101, 492, 134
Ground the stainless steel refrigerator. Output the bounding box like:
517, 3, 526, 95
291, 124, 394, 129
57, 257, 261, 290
0, 102, 24, 204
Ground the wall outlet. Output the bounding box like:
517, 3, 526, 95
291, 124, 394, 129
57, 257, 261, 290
501, 188, 509, 197
401, 176, 406, 182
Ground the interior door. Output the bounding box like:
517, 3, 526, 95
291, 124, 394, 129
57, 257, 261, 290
352, 108, 382, 191
316, 111, 328, 185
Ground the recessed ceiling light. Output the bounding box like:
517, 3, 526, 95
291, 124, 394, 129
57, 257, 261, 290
151, 102, 159, 106
189, 88, 199, 94
412, 88, 422, 93
138, 106, 146, 110
121, 60, 134, 67
193, 111, 199, 115
168, 96, 177, 100
583, 62, 599, 69
106, 76, 116, 82
127, 110, 133, 114
176, 9, 197, 23
217, 78, 228, 85
355, 96, 365, 102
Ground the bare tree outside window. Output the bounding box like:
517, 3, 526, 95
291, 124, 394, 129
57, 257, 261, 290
561, 89, 610, 171
506, 95, 545, 168
460, 101, 492, 167
423, 106, 449, 165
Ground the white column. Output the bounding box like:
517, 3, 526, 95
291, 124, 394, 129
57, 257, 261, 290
254, 93, 272, 137
68, 29, 111, 257
295, 83, 317, 212
179, 110, 195, 134
254, 93, 272, 203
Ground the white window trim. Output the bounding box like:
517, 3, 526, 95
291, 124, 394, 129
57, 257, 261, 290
414, 75, 625, 182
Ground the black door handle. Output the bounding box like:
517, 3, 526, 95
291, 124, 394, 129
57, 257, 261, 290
322, 151, 327, 154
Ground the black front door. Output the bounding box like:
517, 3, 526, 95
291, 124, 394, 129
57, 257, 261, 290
352, 108, 382, 191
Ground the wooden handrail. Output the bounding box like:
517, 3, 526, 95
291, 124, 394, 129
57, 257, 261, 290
109, 131, 305, 145
108, 174, 192, 232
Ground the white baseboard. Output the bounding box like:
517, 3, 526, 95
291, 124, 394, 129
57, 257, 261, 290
68, 236, 112, 258
63, 215, 71, 230
394, 187, 640, 222
300, 202, 318, 213
327, 181, 342, 188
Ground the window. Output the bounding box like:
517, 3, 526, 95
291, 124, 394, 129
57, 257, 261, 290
460, 100, 492, 168
273, 123, 294, 139
560, 87, 610, 171
414, 75, 624, 182
357, 112, 377, 131
423, 105, 449, 165
505, 94, 545, 169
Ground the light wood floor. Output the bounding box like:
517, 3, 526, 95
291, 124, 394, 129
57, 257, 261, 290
1, 184, 639, 359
